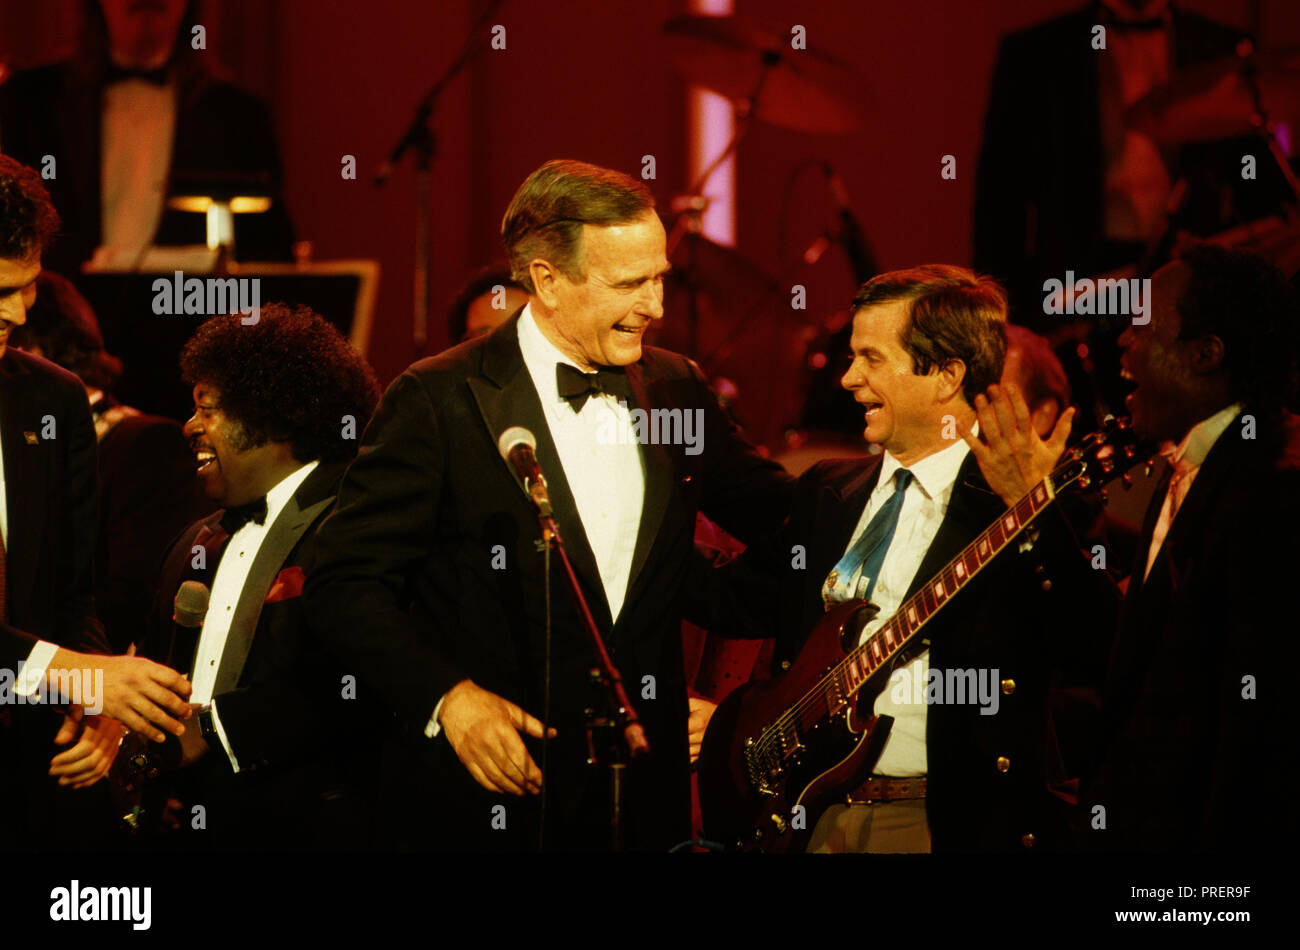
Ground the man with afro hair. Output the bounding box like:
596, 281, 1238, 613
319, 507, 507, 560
132, 302, 383, 848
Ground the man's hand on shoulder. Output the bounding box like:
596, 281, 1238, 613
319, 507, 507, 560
963, 382, 1074, 507
438, 679, 556, 797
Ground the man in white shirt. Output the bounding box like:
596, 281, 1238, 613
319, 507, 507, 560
133, 303, 381, 847
971, 245, 1300, 850
692, 265, 1112, 852
304, 160, 793, 850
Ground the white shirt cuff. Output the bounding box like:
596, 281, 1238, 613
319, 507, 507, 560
16, 641, 59, 697
208, 700, 242, 773
424, 694, 447, 739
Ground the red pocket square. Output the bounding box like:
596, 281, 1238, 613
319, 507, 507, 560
265, 565, 305, 603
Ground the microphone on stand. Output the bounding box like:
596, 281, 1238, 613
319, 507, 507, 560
821, 162, 876, 284
498, 426, 552, 516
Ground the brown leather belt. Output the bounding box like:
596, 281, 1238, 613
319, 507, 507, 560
846, 776, 927, 803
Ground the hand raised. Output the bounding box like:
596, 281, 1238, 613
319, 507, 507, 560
963, 383, 1074, 507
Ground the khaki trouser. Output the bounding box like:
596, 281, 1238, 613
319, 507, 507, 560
807, 799, 931, 853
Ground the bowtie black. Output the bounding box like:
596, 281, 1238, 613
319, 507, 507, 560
105, 62, 171, 86
556, 363, 632, 412
220, 497, 268, 535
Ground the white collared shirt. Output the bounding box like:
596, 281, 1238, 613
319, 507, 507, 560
98, 78, 176, 267
516, 304, 646, 622
192, 459, 319, 770
837, 434, 973, 777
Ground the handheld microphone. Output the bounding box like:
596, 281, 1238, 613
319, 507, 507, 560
173, 580, 210, 678
498, 426, 552, 516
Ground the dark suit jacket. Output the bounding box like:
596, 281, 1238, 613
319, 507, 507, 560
0, 347, 106, 846
1085, 410, 1300, 850
973, 4, 1282, 324
0, 347, 104, 659
95, 406, 214, 653
141, 461, 379, 849
0, 59, 294, 276
303, 313, 793, 851
688, 452, 1117, 851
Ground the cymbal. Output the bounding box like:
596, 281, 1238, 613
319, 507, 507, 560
663, 14, 862, 133
1128, 46, 1300, 144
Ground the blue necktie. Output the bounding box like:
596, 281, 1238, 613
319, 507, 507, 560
823, 468, 914, 609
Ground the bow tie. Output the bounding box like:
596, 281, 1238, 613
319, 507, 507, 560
220, 497, 268, 535
105, 62, 171, 86
556, 363, 632, 413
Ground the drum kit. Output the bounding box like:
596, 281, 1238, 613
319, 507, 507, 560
659, 16, 1300, 450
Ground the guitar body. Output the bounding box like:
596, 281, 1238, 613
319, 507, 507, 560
697, 599, 895, 852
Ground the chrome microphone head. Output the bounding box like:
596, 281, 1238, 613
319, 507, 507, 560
498, 426, 537, 460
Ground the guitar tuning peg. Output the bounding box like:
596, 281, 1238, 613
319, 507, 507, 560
1099, 488, 1109, 504
1123, 445, 1136, 458
1100, 459, 1114, 474
1144, 457, 1156, 477
1121, 473, 1133, 489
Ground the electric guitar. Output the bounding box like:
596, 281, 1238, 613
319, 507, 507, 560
696, 417, 1142, 852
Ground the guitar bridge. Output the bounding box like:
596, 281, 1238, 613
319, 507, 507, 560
743, 733, 786, 797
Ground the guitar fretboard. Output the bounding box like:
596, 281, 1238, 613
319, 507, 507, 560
790, 477, 1058, 735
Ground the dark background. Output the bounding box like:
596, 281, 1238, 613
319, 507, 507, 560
4, 0, 1299, 387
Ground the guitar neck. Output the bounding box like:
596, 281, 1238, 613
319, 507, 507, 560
801, 475, 1060, 730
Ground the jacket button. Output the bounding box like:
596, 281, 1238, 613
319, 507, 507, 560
681, 474, 693, 484
1040, 579, 1052, 591
1021, 833, 1035, 848
1000, 678, 1015, 695
780, 659, 791, 671
995, 756, 1010, 773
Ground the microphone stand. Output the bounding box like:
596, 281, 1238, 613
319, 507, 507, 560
533, 501, 650, 852
374, 0, 507, 357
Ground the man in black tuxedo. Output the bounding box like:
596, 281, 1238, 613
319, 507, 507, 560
0, 154, 194, 846
304, 159, 792, 851
134, 303, 381, 848
974, 245, 1300, 851
0, 0, 294, 276
10, 270, 214, 653
691, 266, 1115, 852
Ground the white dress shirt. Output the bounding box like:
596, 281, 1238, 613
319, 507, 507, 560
192, 459, 319, 770
836, 435, 973, 776
425, 308, 646, 738
1144, 402, 1242, 580
96, 77, 176, 268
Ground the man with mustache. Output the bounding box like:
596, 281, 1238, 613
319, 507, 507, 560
969, 245, 1300, 850
133, 303, 381, 847
304, 159, 793, 850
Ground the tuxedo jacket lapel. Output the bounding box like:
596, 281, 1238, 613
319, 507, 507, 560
467, 316, 613, 630
620, 362, 673, 614
212, 469, 338, 694
820, 459, 883, 575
